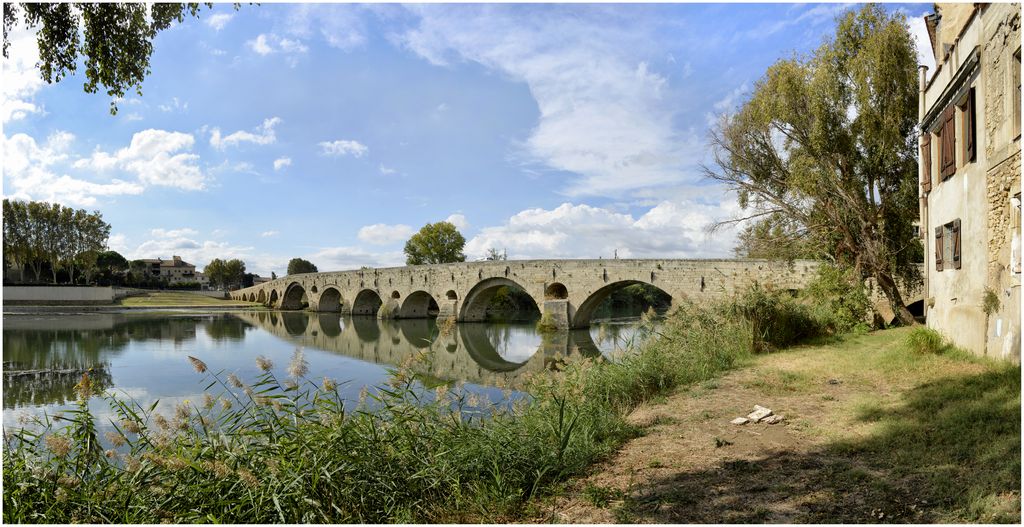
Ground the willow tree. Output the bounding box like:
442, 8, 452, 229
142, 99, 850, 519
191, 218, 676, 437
706, 4, 922, 325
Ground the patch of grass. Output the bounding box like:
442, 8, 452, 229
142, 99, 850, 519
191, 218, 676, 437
743, 368, 813, 394
119, 291, 250, 307
647, 459, 664, 469
904, 326, 947, 354
581, 483, 625, 509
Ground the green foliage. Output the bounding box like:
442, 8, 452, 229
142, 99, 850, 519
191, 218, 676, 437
2, 199, 111, 284
707, 4, 922, 324
729, 285, 822, 353
3, 3, 224, 114
536, 312, 559, 333
286, 258, 318, 275
981, 288, 1001, 316
404, 221, 466, 265
903, 326, 970, 358
203, 258, 246, 290
805, 264, 872, 333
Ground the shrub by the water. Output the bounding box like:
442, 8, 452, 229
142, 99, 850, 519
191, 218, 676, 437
3, 289, 832, 523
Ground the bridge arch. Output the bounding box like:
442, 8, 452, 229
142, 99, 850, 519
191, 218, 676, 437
545, 282, 568, 300
459, 277, 540, 322
281, 312, 309, 336
281, 283, 307, 310
317, 287, 344, 312
572, 280, 673, 328
269, 289, 279, 307
352, 289, 383, 316
399, 291, 440, 319
257, 290, 267, 304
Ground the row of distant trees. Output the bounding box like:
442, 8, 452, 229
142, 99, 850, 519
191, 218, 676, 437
2, 199, 111, 284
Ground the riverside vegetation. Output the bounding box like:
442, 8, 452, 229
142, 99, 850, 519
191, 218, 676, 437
1, 271, 1004, 523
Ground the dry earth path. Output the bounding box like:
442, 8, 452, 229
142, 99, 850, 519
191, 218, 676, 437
545, 328, 1020, 523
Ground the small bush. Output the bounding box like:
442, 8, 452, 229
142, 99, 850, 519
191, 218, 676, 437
982, 288, 1001, 316
729, 284, 822, 352
805, 264, 871, 334
905, 326, 947, 355
536, 312, 559, 333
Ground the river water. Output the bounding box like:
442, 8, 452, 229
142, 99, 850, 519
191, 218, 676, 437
2, 311, 652, 431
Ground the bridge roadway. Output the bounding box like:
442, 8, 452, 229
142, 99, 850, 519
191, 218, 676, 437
231, 259, 823, 329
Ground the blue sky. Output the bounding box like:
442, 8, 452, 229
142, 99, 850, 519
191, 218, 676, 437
2, 2, 934, 276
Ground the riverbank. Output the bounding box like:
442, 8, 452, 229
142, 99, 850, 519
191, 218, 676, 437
4, 291, 260, 313
543, 327, 1021, 523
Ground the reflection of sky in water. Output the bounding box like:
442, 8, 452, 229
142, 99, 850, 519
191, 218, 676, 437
588, 317, 656, 355
482, 324, 542, 363
2, 312, 642, 434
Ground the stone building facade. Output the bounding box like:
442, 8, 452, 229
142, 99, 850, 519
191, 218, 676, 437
919, 3, 1021, 360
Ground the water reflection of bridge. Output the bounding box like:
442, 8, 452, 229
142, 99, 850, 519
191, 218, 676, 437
230, 311, 605, 388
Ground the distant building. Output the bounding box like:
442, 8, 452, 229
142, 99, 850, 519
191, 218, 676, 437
918, 3, 1020, 360
137, 255, 200, 285
252, 275, 271, 285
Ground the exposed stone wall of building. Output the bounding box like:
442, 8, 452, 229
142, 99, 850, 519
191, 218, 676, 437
983, 6, 1020, 157
987, 151, 1022, 265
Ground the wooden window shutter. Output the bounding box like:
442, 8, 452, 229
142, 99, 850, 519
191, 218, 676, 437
920, 134, 932, 192
935, 226, 944, 271
952, 219, 962, 270
940, 105, 956, 179
965, 88, 976, 163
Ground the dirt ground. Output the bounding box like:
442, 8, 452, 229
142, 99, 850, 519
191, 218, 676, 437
542, 328, 1020, 524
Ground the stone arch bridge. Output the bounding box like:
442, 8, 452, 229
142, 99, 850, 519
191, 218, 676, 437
233, 259, 839, 329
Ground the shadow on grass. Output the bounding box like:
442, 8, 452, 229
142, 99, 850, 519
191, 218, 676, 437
605, 366, 1021, 523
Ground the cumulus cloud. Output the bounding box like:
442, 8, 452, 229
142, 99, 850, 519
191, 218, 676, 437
357, 223, 415, 245
261, 230, 279, 237
3, 132, 144, 207
205, 13, 234, 31
306, 246, 405, 271
2, 24, 45, 123
210, 117, 282, 150
445, 213, 469, 230
285, 4, 367, 51
117, 228, 264, 273
273, 156, 292, 170
247, 33, 309, 56
73, 129, 207, 190
319, 139, 368, 157
158, 97, 188, 113
400, 5, 705, 197
464, 200, 739, 260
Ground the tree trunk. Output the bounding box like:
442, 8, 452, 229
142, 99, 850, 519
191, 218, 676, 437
874, 269, 916, 326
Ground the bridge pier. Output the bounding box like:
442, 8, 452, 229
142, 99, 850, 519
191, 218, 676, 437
542, 299, 572, 329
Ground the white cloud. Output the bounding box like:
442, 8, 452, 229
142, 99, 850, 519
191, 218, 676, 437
378, 163, 396, 175
273, 157, 292, 170
705, 82, 749, 127
906, 12, 936, 73
2, 24, 45, 123
158, 97, 188, 113
400, 5, 705, 197
205, 13, 234, 31
261, 230, 279, 237
3, 132, 144, 207
151, 228, 198, 238
445, 213, 469, 230
117, 228, 267, 274
210, 117, 281, 150
319, 139, 368, 157
357, 223, 415, 245
74, 129, 207, 190
740, 3, 854, 40
285, 4, 367, 51
121, 112, 144, 122
464, 200, 738, 260
247, 33, 309, 56
306, 246, 404, 271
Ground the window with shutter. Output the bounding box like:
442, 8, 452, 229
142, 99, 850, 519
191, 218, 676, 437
940, 105, 957, 180
952, 219, 962, 270
921, 134, 932, 192
962, 88, 976, 164
935, 226, 944, 271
